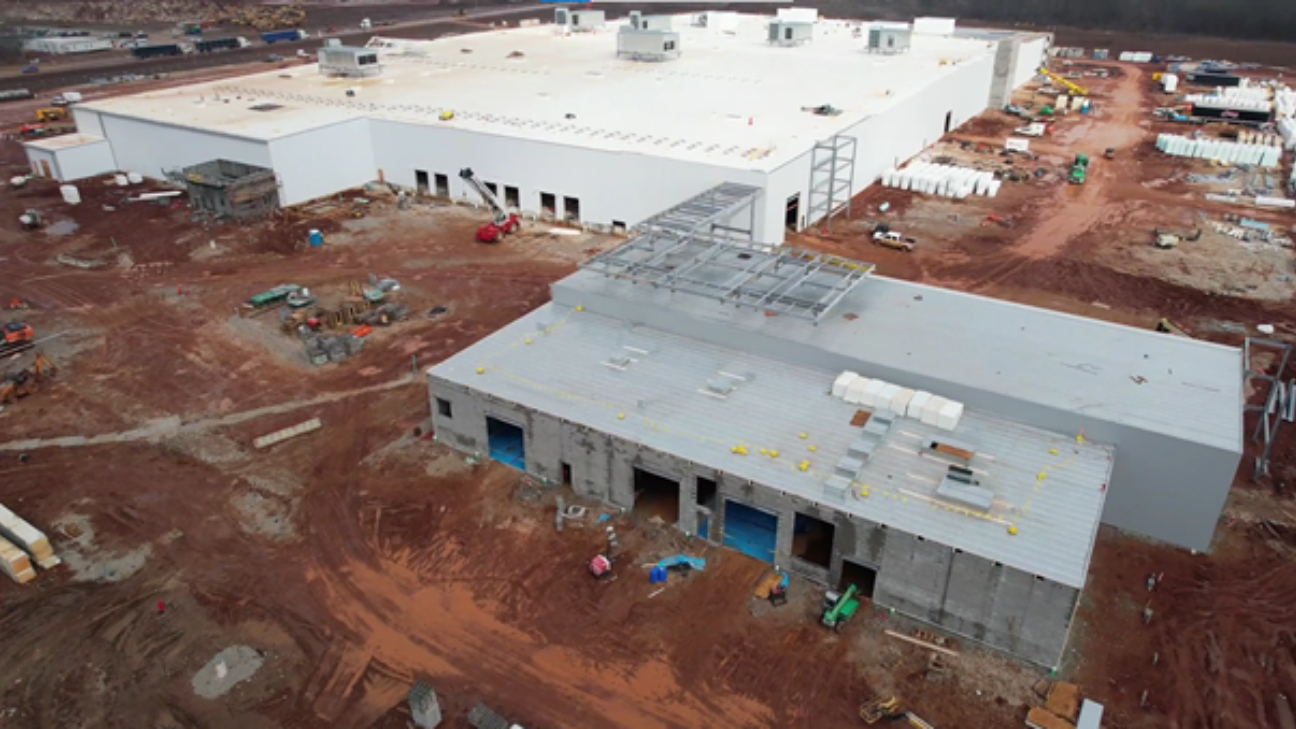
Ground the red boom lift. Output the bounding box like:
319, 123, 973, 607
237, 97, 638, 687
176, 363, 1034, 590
458, 168, 520, 243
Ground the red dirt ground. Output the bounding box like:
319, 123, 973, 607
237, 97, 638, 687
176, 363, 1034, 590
0, 51, 1295, 729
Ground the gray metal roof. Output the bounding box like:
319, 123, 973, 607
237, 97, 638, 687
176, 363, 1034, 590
552, 270, 1245, 452
431, 304, 1113, 588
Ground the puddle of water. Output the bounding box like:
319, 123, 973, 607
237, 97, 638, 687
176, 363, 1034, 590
44, 220, 80, 236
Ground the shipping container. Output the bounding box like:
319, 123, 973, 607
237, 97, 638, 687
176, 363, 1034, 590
195, 37, 247, 53
261, 29, 307, 44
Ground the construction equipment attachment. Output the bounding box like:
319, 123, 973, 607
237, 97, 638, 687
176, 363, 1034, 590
822, 583, 862, 631
1037, 66, 1089, 96
859, 695, 900, 724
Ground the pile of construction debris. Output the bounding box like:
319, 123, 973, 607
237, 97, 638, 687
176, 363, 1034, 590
1025, 681, 1103, 729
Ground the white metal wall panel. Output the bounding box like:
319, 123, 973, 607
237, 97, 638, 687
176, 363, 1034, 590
270, 119, 376, 205
765, 54, 994, 233
1012, 37, 1049, 89
71, 107, 105, 138
52, 140, 117, 181
368, 120, 775, 240
97, 114, 272, 182
24, 147, 57, 179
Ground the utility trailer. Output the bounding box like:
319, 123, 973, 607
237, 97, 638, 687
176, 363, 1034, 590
132, 44, 183, 59
195, 37, 249, 53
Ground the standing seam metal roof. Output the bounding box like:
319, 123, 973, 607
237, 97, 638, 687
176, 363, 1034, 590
431, 303, 1113, 587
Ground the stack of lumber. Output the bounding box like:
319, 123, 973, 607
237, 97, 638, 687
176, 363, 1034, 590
0, 503, 60, 571
0, 535, 35, 583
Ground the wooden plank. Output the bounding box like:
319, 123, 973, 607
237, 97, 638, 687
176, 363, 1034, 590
1026, 706, 1076, 729
883, 629, 959, 657
933, 441, 975, 461
850, 410, 871, 427
0, 535, 35, 584
1046, 682, 1081, 722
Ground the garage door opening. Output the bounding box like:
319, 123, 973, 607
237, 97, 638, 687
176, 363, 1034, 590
944, 110, 953, 133
792, 512, 835, 569
723, 500, 778, 564
485, 416, 525, 471
415, 169, 429, 195
839, 558, 878, 599
633, 468, 680, 524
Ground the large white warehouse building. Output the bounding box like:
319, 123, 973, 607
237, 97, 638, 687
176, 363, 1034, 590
26, 11, 1048, 241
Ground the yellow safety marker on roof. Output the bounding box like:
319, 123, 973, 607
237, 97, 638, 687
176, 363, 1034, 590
617, 412, 625, 420
575, 305, 584, 312
1037, 471, 1047, 481
1008, 525, 1019, 535
798, 460, 810, 472
799, 432, 808, 439
1075, 430, 1085, 444
769, 450, 779, 459
1049, 448, 1059, 455
524, 338, 532, 345
732, 445, 748, 455
476, 367, 485, 374
808, 445, 818, 452
759, 447, 769, 455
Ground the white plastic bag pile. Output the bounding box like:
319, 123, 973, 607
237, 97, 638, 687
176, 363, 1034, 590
880, 162, 1000, 199
831, 371, 965, 432
1155, 134, 1282, 168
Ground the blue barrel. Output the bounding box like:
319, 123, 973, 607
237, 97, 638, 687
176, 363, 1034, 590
308, 229, 323, 247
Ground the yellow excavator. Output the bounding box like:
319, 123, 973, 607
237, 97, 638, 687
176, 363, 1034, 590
1037, 66, 1089, 97
0, 352, 56, 406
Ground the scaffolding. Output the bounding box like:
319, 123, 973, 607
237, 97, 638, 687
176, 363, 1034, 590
806, 135, 857, 231
1244, 336, 1294, 479
580, 183, 874, 323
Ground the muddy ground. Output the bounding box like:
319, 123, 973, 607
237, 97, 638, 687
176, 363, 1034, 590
0, 53, 1295, 729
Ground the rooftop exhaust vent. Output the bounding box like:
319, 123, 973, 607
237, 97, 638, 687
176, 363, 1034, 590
867, 25, 912, 54
618, 13, 680, 61
935, 465, 994, 512
319, 45, 382, 78
605, 352, 633, 370
768, 20, 813, 47
704, 378, 735, 397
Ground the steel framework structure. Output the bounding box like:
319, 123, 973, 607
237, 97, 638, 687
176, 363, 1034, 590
1244, 337, 1294, 478
580, 183, 874, 323
806, 135, 857, 231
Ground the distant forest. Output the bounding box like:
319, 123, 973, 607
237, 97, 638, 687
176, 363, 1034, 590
826, 0, 1296, 42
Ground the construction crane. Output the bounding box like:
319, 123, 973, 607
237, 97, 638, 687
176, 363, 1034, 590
458, 168, 520, 243
1037, 66, 1089, 97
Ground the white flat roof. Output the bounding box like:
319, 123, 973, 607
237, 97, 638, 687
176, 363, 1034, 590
22, 133, 108, 151
79, 14, 1002, 169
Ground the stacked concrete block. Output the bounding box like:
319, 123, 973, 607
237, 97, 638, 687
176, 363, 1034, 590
0, 504, 59, 569
830, 371, 963, 429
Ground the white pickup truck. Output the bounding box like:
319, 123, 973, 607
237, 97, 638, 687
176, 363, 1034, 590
50, 91, 82, 106
872, 230, 914, 252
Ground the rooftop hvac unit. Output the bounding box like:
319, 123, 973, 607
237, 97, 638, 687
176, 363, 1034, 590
569, 9, 606, 32
627, 11, 672, 31
867, 25, 911, 54
319, 46, 382, 77
769, 20, 813, 47
617, 28, 681, 62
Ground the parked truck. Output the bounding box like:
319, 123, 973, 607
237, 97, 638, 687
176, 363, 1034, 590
132, 43, 183, 59
195, 37, 250, 53
0, 89, 35, 103
261, 29, 307, 44
50, 91, 82, 105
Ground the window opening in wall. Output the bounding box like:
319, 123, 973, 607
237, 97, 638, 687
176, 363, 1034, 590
436, 398, 453, 418
696, 476, 718, 509
563, 195, 581, 223
944, 110, 953, 133
415, 169, 429, 195
632, 467, 680, 524
434, 173, 449, 197
785, 193, 800, 230
561, 461, 572, 487
540, 192, 556, 217
504, 185, 520, 208
792, 512, 835, 569
485, 181, 499, 197
612, 220, 627, 234
485, 416, 525, 471
839, 558, 878, 599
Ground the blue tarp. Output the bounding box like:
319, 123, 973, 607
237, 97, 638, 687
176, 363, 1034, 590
656, 555, 706, 572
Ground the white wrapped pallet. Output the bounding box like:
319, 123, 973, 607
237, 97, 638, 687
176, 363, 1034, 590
832, 371, 859, 399
890, 388, 915, 415
860, 379, 886, 408
875, 383, 901, 411
1255, 196, 1296, 209
988, 180, 1001, 197
920, 396, 947, 426
936, 401, 965, 431
906, 391, 932, 419
844, 376, 870, 404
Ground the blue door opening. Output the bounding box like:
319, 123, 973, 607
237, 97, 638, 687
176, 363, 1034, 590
698, 513, 709, 540
486, 416, 525, 470
723, 500, 778, 564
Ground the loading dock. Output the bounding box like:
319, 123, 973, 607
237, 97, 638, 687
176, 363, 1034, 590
485, 416, 525, 470
632, 467, 680, 524
792, 512, 835, 569
839, 558, 879, 598
723, 500, 779, 564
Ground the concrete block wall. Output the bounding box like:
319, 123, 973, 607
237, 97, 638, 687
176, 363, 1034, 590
428, 372, 1076, 666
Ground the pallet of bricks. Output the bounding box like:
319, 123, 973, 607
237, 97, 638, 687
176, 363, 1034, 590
0, 503, 60, 584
